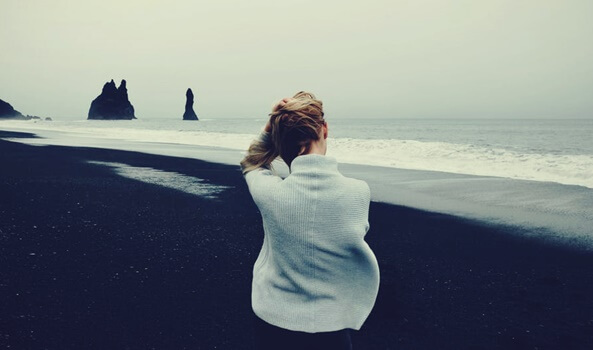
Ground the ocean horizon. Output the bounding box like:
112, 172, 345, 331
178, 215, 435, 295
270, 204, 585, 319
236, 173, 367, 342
2, 117, 592, 186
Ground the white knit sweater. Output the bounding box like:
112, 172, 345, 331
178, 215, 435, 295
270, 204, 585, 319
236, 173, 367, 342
243, 151, 380, 333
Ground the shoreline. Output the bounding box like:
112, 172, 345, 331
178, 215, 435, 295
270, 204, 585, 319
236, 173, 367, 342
2, 126, 593, 251
1, 134, 593, 349
1, 119, 592, 189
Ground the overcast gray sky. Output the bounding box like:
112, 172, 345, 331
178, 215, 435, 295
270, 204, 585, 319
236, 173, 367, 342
1, 0, 592, 119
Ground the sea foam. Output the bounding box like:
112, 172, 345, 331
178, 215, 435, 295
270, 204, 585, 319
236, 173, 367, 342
88, 161, 231, 198
2, 119, 592, 189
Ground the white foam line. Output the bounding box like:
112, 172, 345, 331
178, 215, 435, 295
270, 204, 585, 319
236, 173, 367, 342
88, 161, 231, 199
3, 121, 592, 188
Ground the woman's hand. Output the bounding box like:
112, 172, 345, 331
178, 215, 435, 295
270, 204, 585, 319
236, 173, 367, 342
265, 97, 291, 132
272, 97, 291, 112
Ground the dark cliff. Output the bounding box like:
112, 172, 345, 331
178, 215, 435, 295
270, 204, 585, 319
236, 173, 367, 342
0, 99, 25, 119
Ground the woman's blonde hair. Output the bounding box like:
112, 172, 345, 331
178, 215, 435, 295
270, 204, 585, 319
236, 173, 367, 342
241, 91, 325, 173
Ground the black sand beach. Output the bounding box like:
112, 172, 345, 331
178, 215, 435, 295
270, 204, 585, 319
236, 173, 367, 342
1, 131, 592, 349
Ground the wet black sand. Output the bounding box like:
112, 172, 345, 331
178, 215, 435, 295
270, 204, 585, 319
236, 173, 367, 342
1, 131, 592, 349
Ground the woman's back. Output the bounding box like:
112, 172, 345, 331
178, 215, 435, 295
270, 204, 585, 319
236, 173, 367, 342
245, 153, 380, 333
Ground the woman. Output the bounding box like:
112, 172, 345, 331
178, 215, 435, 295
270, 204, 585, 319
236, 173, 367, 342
240, 92, 380, 349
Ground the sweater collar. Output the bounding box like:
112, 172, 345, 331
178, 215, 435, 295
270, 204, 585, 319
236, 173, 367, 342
289, 154, 338, 174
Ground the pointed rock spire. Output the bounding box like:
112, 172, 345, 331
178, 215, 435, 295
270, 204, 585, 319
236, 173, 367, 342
183, 88, 198, 120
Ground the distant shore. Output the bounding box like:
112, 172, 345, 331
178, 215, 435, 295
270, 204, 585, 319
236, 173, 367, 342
1, 131, 592, 349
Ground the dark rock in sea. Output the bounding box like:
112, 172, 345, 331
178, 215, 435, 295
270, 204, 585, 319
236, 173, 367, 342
182, 88, 198, 121
88, 79, 136, 120
45, 117, 53, 121
0, 98, 26, 119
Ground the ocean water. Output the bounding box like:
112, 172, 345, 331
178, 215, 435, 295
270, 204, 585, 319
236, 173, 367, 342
2, 117, 593, 249
2, 117, 592, 188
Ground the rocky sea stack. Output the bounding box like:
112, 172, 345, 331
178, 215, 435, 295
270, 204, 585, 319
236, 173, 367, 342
182, 88, 198, 121
0, 99, 25, 119
88, 79, 136, 120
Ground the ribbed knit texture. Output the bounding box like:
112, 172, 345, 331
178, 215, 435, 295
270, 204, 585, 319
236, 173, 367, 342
243, 153, 380, 333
